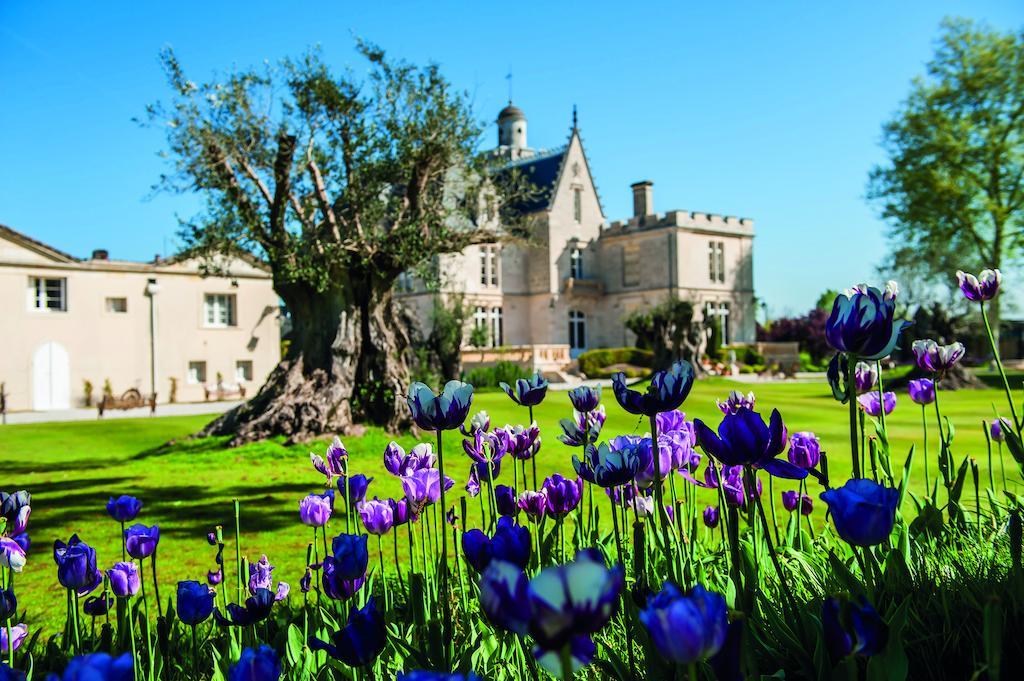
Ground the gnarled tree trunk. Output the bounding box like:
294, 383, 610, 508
201, 272, 413, 446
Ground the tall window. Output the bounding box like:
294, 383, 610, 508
472, 306, 488, 345
479, 245, 499, 287
28, 277, 67, 312
395, 271, 414, 293
622, 245, 640, 287
573, 188, 582, 223
570, 247, 584, 279
204, 294, 237, 327
708, 241, 725, 283
490, 307, 504, 347
568, 310, 586, 351
705, 302, 731, 345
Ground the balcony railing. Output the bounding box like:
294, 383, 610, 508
563, 276, 604, 297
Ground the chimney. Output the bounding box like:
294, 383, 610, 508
91, 249, 109, 260
630, 181, 653, 218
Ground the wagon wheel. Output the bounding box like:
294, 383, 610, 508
120, 388, 143, 409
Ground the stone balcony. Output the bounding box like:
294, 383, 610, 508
562, 276, 604, 297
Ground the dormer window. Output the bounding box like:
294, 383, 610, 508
479, 244, 499, 287
570, 247, 584, 279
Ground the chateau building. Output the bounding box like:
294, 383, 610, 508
397, 104, 756, 364
0, 224, 280, 412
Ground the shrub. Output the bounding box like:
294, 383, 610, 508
462, 360, 530, 389
577, 347, 655, 377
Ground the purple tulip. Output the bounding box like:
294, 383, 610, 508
206, 532, 218, 546
107, 561, 141, 598
956, 269, 1001, 302
912, 339, 965, 375
338, 474, 373, 507
694, 408, 806, 480
495, 485, 519, 517
311, 437, 347, 482
0, 623, 27, 655
105, 496, 142, 523
465, 468, 481, 497
401, 468, 441, 518
124, 524, 160, 559
542, 474, 582, 518
825, 282, 908, 361
703, 506, 720, 528
83, 595, 113, 617
357, 499, 394, 536
857, 392, 896, 418
322, 563, 366, 601
0, 537, 26, 573
407, 381, 474, 432
299, 569, 312, 593
214, 588, 276, 626
383, 442, 436, 477
248, 555, 288, 601
479, 560, 531, 635
781, 491, 813, 515
517, 490, 548, 522
854, 362, 878, 395
788, 432, 821, 470
387, 498, 411, 527
991, 417, 1012, 443
500, 372, 549, 407
463, 431, 507, 480
207, 569, 223, 585
716, 390, 755, 415
907, 378, 935, 405
612, 361, 695, 416
567, 385, 601, 413
499, 423, 542, 461
720, 466, 762, 508
299, 494, 333, 527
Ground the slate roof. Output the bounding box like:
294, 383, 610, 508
496, 147, 567, 214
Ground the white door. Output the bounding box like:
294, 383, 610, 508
33, 342, 71, 410
568, 310, 587, 359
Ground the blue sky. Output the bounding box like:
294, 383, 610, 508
2, 1, 1022, 315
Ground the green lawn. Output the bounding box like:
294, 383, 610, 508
3, 377, 1020, 628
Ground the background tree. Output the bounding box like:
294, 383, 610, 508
624, 298, 708, 372
148, 45, 526, 444
428, 293, 469, 380
868, 18, 1024, 348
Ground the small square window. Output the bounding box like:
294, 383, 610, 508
106, 297, 128, 313
28, 276, 67, 311
235, 360, 253, 382
188, 361, 207, 385
204, 294, 237, 327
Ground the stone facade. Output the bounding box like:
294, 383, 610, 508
396, 104, 756, 360
0, 224, 281, 411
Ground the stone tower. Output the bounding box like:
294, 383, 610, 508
497, 102, 529, 158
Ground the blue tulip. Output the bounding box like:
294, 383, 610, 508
461, 529, 492, 572
407, 381, 474, 431
820, 479, 899, 547
567, 385, 601, 413
533, 634, 597, 678
329, 533, 369, 580
50, 653, 134, 681
0, 587, 16, 621
0, 663, 25, 681
500, 372, 549, 407
527, 550, 623, 651
123, 524, 160, 560
709, 620, 745, 681
694, 408, 807, 480
53, 535, 102, 594
213, 588, 275, 626
177, 580, 215, 625
308, 597, 387, 667
479, 560, 531, 635
612, 360, 694, 416
825, 283, 908, 361
822, 594, 888, 660
105, 496, 142, 523
321, 560, 365, 601
572, 441, 641, 488
495, 485, 519, 517
338, 474, 373, 507
639, 583, 728, 664
229, 646, 281, 681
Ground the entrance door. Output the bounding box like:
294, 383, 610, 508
33, 342, 70, 410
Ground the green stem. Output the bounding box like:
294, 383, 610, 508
982, 301, 1021, 434
435, 429, 452, 667
649, 414, 675, 580
921, 405, 930, 496
847, 354, 861, 478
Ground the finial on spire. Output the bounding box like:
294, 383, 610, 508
506, 70, 513, 102
572, 104, 578, 131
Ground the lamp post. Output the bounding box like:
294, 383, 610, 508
145, 279, 160, 405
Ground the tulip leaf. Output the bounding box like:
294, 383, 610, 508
1003, 427, 1024, 465
866, 597, 909, 681
897, 446, 915, 507
949, 456, 970, 508
984, 597, 1003, 681
595, 639, 638, 681
285, 623, 303, 666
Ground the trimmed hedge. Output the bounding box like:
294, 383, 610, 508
462, 360, 531, 389
578, 347, 655, 377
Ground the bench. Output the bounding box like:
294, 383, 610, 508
98, 388, 157, 417
204, 383, 247, 401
